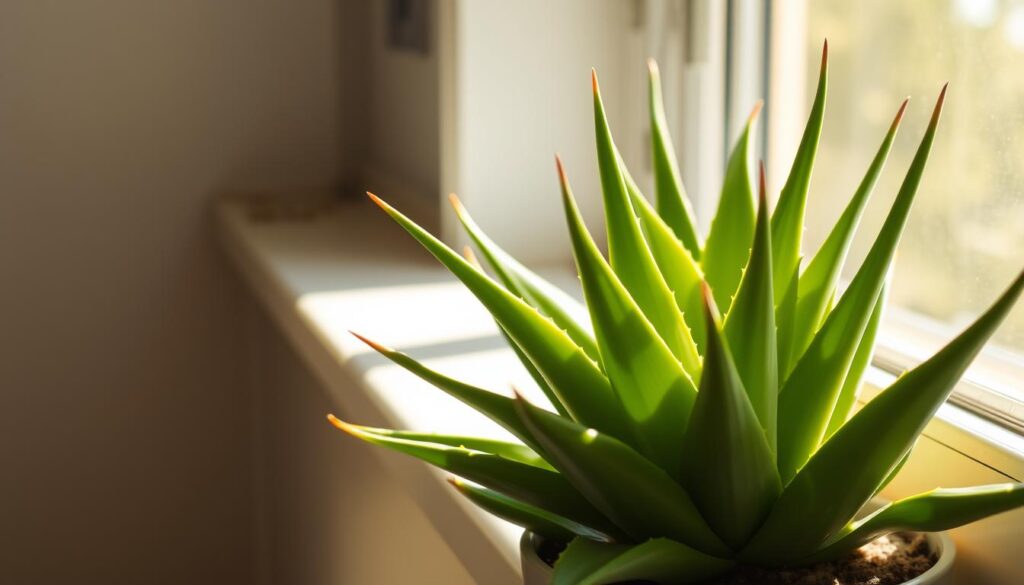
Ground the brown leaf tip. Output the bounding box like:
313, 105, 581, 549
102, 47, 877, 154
326, 414, 356, 434
700, 281, 715, 309
821, 39, 829, 72
555, 154, 568, 185
366, 192, 388, 211
758, 161, 768, 206
892, 98, 910, 131
591, 68, 599, 94
462, 245, 482, 268
349, 331, 391, 353
748, 100, 765, 125
448, 193, 466, 216
931, 83, 949, 125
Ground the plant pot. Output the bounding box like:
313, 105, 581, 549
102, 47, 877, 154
519, 530, 955, 585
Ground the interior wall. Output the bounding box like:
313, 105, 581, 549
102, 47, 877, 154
0, 1, 356, 582
442, 0, 635, 264
362, 0, 441, 226
247, 305, 474, 585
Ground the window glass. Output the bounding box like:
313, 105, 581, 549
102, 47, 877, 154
802, 0, 1024, 393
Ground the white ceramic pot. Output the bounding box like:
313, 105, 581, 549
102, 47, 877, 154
519, 530, 955, 585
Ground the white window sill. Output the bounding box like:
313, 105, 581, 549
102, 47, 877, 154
219, 197, 1024, 584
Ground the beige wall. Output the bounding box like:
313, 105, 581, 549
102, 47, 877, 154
441, 0, 634, 263
0, 1, 355, 582
366, 1, 440, 203
247, 308, 474, 585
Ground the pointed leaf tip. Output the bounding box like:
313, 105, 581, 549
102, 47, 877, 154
511, 386, 528, 402
448, 192, 465, 215
647, 58, 659, 76
758, 161, 767, 205
349, 331, 392, 353
749, 100, 764, 125
892, 98, 910, 130
462, 245, 482, 268
700, 282, 719, 321
932, 83, 949, 124
555, 154, 567, 183
821, 39, 828, 70
366, 191, 387, 210
326, 414, 358, 435
591, 68, 599, 93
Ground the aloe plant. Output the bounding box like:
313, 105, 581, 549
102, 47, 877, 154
330, 45, 1024, 584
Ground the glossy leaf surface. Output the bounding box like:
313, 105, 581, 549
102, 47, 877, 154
560, 157, 697, 471
368, 194, 630, 440
450, 478, 613, 543
809, 484, 1024, 562
621, 164, 707, 354
683, 285, 781, 549
451, 195, 599, 362
328, 415, 617, 534
789, 100, 906, 366
563, 538, 734, 585
745, 267, 1024, 562
776, 87, 947, 482
648, 59, 702, 259
593, 72, 701, 370
723, 165, 778, 449
515, 395, 730, 556
772, 43, 827, 377
702, 103, 759, 313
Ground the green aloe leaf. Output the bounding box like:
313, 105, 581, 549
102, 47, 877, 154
557, 538, 735, 585
776, 87, 947, 483
327, 415, 619, 535
553, 539, 631, 585
743, 267, 1024, 563
461, 247, 570, 418
450, 195, 599, 362
344, 426, 551, 470
448, 478, 613, 543
498, 324, 571, 418
350, 332, 544, 452
620, 163, 707, 353
723, 164, 778, 450
771, 41, 827, 336
807, 484, 1024, 562
647, 59, 702, 260
775, 266, 801, 381
682, 283, 781, 549
702, 102, 760, 313
789, 100, 907, 368
873, 441, 914, 499
367, 194, 630, 440
592, 71, 701, 375
823, 277, 889, 441
559, 157, 698, 472
514, 394, 731, 557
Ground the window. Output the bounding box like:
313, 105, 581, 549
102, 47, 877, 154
767, 1, 1024, 425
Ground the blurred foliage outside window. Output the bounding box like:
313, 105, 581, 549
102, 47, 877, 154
803, 0, 1024, 376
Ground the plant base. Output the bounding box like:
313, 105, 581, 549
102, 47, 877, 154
519, 531, 954, 585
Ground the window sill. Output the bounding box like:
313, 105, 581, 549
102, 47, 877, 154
219, 197, 1024, 584
219, 197, 546, 584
